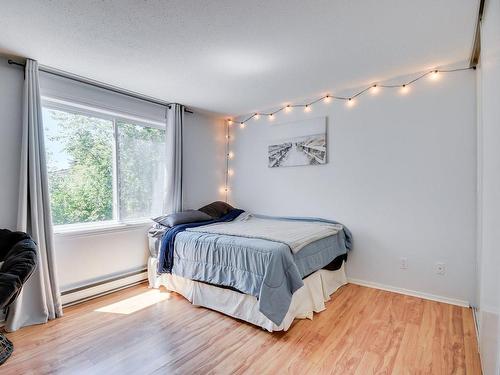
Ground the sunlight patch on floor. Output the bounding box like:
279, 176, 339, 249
95, 289, 171, 315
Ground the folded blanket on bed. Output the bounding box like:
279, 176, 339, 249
187, 213, 343, 253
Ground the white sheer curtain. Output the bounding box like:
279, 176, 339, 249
165, 103, 184, 213
6, 59, 62, 331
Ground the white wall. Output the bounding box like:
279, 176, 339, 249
54, 226, 150, 291
0, 57, 225, 292
0, 58, 23, 229
477, 0, 500, 373
0, 57, 22, 322
183, 111, 227, 209
230, 68, 477, 305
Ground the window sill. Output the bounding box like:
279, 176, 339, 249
54, 220, 152, 237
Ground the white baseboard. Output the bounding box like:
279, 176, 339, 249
60, 272, 469, 310
348, 278, 470, 308
61, 271, 148, 307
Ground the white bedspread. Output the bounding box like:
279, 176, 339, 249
186, 213, 343, 253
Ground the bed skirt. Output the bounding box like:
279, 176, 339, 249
147, 257, 347, 332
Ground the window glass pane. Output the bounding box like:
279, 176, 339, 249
117, 121, 166, 220
43, 108, 114, 225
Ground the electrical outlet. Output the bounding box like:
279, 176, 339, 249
400, 257, 408, 269
435, 262, 446, 275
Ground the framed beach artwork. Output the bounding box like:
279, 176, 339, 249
268, 117, 327, 168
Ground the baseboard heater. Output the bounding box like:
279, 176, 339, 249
61, 268, 148, 307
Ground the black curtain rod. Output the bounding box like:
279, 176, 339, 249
7, 59, 193, 114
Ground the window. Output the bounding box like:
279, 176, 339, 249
117, 121, 166, 220
42, 101, 166, 229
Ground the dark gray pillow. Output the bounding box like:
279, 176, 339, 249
153, 210, 212, 227
198, 201, 234, 219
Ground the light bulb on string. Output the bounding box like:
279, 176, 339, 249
400, 84, 410, 95
269, 114, 275, 121
324, 95, 332, 103
285, 105, 292, 113
346, 98, 355, 107
371, 84, 380, 95
228, 169, 234, 176
429, 70, 440, 81
227, 119, 233, 126
254, 113, 260, 120
228, 151, 234, 159
240, 122, 246, 129
304, 104, 312, 112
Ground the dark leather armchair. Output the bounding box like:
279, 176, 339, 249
0, 229, 38, 365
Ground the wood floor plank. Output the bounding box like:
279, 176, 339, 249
414, 300, 435, 374
1, 283, 482, 375
354, 352, 381, 375
392, 323, 420, 374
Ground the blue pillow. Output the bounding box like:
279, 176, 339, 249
153, 210, 212, 227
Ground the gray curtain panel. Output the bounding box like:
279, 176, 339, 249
6, 59, 63, 331
165, 103, 184, 213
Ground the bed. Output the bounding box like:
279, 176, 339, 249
147, 204, 352, 332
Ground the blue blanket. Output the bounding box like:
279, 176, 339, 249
158, 209, 244, 273
157, 212, 351, 326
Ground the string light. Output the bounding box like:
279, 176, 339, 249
223, 119, 231, 201
230, 66, 473, 127
222, 66, 475, 203
429, 70, 440, 81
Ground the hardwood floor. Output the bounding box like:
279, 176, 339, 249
2, 283, 481, 374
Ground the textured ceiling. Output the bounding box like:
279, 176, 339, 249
0, 0, 479, 116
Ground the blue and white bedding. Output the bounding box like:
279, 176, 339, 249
158, 210, 352, 325
187, 212, 344, 253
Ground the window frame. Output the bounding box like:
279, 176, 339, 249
42, 97, 166, 234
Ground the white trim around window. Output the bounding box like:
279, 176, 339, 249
43, 96, 167, 235
53, 219, 152, 237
